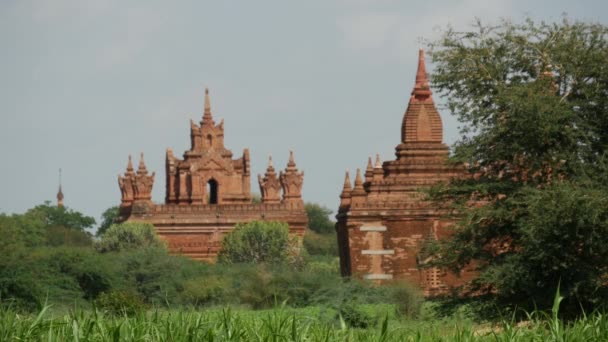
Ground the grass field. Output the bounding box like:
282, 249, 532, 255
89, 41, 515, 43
3, 299, 608, 341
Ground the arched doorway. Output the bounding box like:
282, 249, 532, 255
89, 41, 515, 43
207, 179, 218, 204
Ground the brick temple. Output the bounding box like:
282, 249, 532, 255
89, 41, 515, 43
117, 89, 307, 261
336, 50, 473, 295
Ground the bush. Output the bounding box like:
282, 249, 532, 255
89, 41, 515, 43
182, 275, 231, 306
95, 290, 146, 316
305, 203, 335, 234
95, 222, 165, 253
338, 302, 376, 329
218, 221, 301, 265
46, 226, 93, 247
303, 230, 338, 256
387, 282, 423, 318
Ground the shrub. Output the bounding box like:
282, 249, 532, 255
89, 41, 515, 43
182, 275, 231, 306
95, 222, 165, 253
46, 226, 93, 247
387, 282, 423, 318
95, 290, 146, 316
303, 230, 338, 256
338, 302, 376, 329
305, 203, 335, 234
218, 221, 299, 265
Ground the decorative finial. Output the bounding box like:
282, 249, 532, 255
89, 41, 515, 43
375, 154, 382, 168
202, 87, 213, 123
287, 150, 296, 168
354, 168, 363, 187
343, 169, 352, 191
366, 157, 373, 172
413, 49, 432, 99
127, 154, 134, 172
138, 152, 147, 172
268, 155, 274, 168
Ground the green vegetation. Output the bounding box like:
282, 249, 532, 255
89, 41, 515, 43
425, 17, 608, 314
96, 206, 119, 236
3, 292, 608, 341
94, 221, 165, 253
5, 16, 608, 339
217, 221, 302, 266
303, 203, 338, 258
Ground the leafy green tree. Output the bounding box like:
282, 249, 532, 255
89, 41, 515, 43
46, 226, 92, 247
218, 221, 298, 265
26, 201, 96, 232
305, 203, 335, 234
0, 212, 46, 249
95, 222, 165, 253
96, 206, 119, 237
425, 17, 608, 311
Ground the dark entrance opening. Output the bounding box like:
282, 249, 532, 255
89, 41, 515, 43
207, 179, 218, 204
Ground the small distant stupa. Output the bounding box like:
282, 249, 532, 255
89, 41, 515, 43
57, 168, 64, 208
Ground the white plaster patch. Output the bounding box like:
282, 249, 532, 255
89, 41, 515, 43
364, 274, 393, 280
362, 249, 394, 255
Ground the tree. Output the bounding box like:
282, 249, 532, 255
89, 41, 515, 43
95, 222, 165, 253
26, 201, 96, 232
425, 17, 608, 311
305, 203, 335, 234
96, 206, 119, 237
218, 221, 302, 265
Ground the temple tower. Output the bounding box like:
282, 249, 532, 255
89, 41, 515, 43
117, 88, 307, 261
336, 50, 472, 295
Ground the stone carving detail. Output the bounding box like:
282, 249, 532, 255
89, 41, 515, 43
119, 153, 155, 206
279, 151, 304, 205
258, 156, 281, 204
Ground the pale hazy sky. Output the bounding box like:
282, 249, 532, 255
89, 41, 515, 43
1, 0, 606, 227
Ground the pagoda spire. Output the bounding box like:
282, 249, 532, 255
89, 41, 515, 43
375, 154, 382, 168
126, 154, 134, 173
267, 155, 275, 172
351, 168, 366, 195
56, 168, 64, 208
287, 150, 297, 169
341, 170, 352, 195
202, 88, 214, 125
339, 169, 352, 207
399, 49, 443, 144
137, 152, 148, 174
412, 49, 432, 100
365, 156, 373, 182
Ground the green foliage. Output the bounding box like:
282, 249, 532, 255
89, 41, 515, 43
388, 282, 424, 318
304, 229, 338, 256
426, 17, 608, 313
217, 221, 300, 265
46, 226, 92, 247
305, 203, 335, 234
95, 222, 165, 253
182, 275, 231, 306
339, 302, 376, 328
96, 206, 119, 237
95, 290, 146, 316
27, 201, 96, 232
0, 212, 46, 249
7, 294, 608, 342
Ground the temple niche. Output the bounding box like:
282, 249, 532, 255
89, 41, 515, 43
118, 89, 307, 261
335, 50, 474, 296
